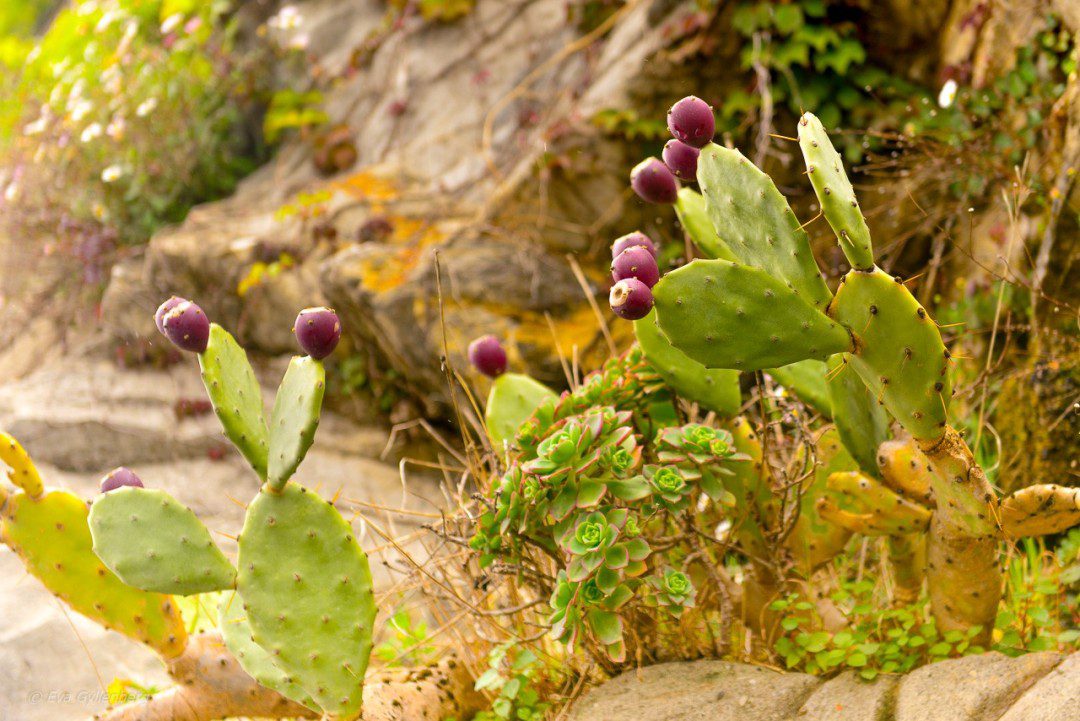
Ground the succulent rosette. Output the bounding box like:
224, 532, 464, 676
646, 568, 696, 618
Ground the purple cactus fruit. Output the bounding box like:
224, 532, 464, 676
294, 307, 341, 360
468, 335, 508, 378
662, 139, 700, 181
630, 157, 679, 205
100, 467, 144, 493
609, 278, 654, 320
154, 296, 186, 336
667, 96, 714, 148
162, 301, 210, 353
612, 246, 660, 288
611, 231, 657, 259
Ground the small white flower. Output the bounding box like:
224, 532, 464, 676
287, 33, 309, 50
136, 98, 158, 117
269, 5, 303, 30
101, 165, 124, 183
937, 79, 958, 109
95, 10, 116, 34
106, 117, 125, 140
23, 116, 48, 136
4, 183, 19, 202
70, 99, 93, 122
160, 13, 183, 34
81, 123, 103, 143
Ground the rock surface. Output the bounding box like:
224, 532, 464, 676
568, 653, 1077, 721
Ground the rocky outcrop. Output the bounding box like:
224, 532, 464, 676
567, 653, 1078, 721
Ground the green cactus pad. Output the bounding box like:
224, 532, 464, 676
237, 482, 375, 720
267, 356, 326, 491
768, 359, 831, 417
89, 487, 236, 595
829, 268, 951, 441
485, 372, 558, 449
653, 259, 853, 372
674, 187, 736, 261
797, 113, 874, 270
827, 354, 889, 476
219, 592, 318, 712
0, 431, 44, 498
787, 429, 857, 574
635, 311, 741, 416
2, 489, 187, 658
826, 471, 932, 535
199, 324, 270, 479
697, 144, 832, 308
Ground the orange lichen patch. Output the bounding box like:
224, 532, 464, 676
330, 170, 399, 203
355, 217, 445, 295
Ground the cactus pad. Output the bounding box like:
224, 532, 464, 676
787, 429, 856, 574
268, 356, 326, 491
89, 487, 236, 595
999, 484, 1080, 537
674, 187, 736, 261
827, 354, 889, 476
0, 431, 43, 497
828, 268, 951, 441
769, 359, 830, 417
485, 373, 557, 449
237, 482, 375, 719
635, 311, 741, 416
199, 324, 270, 479
876, 439, 936, 507
2, 489, 187, 657
797, 113, 874, 270
697, 144, 832, 308
824, 471, 932, 535
653, 259, 853, 371
219, 592, 318, 712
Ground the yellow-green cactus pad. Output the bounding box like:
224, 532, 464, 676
237, 482, 375, 719
268, 356, 326, 491
827, 354, 889, 476
674, 187, 736, 261
829, 268, 951, 441
654, 259, 853, 371
797, 112, 874, 271
697, 143, 832, 309
219, 591, 318, 712
769, 359, 830, 417
0, 431, 43, 497
876, 438, 936, 507
635, 311, 741, 416
485, 372, 557, 449
2, 489, 187, 657
89, 487, 236, 595
825, 471, 932, 535
787, 429, 857, 574
999, 484, 1080, 537
199, 324, 269, 479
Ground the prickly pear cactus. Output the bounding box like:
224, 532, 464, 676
199, 324, 270, 479
237, 482, 376, 720
634, 310, 741, 416
769, 359, 831, 417
1, 475, 187, 657
89, 487, 236, 595
653, 259, 853, 371
696, 144, 832, 309
219, 591, 318, 711
826, 354, 889, 476
673, 187, 736, 261
267, 355, 326, 490
796, 113, 874, 271
0, 431, 43, 497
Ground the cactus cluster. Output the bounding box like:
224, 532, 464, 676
610, 99, 1080, 641
85, 302, 379, 719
